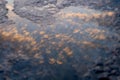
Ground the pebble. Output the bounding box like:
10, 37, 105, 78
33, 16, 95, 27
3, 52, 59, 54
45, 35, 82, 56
110, 64, 119, 70
103, 67, 111, 72
98, 72, 109, 78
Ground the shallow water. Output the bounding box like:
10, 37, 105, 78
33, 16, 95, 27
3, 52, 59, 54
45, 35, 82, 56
0, 0, 119, 79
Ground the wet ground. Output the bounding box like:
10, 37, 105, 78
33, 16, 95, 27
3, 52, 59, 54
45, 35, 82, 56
0, 0, 120, 80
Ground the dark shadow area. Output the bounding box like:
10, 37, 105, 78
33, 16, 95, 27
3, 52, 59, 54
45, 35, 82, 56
99, 77, 110, 80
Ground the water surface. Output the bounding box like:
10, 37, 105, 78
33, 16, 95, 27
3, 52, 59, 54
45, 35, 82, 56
0, 0, 119, 79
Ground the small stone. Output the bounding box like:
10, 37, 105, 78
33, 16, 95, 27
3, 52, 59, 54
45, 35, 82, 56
103, 67, 111, 72
109, 76, 117, 80
105, 60, 113, 65
110, 64, 119, 70
110, 70, 120, 76
117, 76, 120, 80
83, 72, 91, 78
94, 66, 103, 70
98, 72, 109, 78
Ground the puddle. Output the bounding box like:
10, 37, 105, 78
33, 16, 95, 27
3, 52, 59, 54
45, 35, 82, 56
0, 0, 119, 79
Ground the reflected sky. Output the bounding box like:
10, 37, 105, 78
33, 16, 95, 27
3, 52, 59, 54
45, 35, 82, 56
2, 1, 118, 62
2, 0, 119, 65
0, 0, 120, 78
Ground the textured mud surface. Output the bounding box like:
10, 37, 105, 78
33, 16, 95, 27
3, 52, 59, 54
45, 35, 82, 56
0, 0, 120, 80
